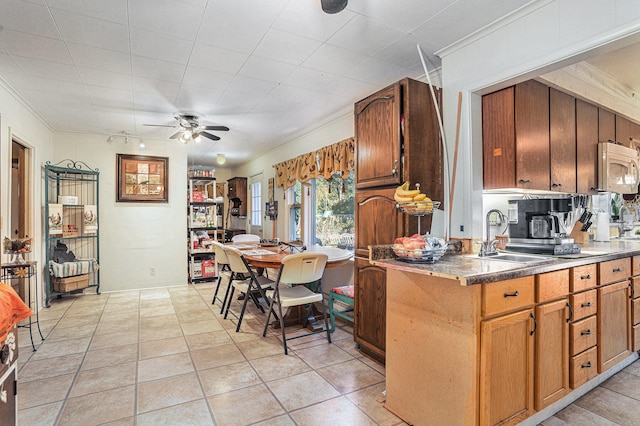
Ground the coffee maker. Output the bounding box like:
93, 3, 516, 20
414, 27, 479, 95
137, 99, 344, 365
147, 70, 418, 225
506, 198, 581, 255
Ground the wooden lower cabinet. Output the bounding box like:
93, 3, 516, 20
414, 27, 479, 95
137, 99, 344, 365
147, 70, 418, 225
480, 309, 535, 426
354, 256, 386, 362
570, 346, 598, 388
534, 299, 570, 410
597, 280, 632, 373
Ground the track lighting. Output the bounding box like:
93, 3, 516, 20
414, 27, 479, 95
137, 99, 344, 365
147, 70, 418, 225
216, 154, 226, 165
106, 131, 143, 145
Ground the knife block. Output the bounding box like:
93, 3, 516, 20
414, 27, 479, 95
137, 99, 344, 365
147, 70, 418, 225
570, 222, 590, 244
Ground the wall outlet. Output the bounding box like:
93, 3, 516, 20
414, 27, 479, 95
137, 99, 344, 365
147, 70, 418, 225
460, 225, 464, 232
150, 267, 155, 276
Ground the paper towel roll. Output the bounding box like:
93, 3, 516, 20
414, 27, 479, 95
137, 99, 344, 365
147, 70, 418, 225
595, 212, 610, 242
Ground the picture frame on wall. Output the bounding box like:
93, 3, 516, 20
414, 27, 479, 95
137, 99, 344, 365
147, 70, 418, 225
116, 154, 169, 203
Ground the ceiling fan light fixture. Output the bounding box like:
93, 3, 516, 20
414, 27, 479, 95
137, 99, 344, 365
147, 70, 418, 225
193, 133, 202, 143
216, 154, 226, 165
179, 130, 192, 144
321, 0, 348, 14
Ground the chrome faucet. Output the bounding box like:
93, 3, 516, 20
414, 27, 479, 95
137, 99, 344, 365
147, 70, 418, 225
479, 209, 506, 257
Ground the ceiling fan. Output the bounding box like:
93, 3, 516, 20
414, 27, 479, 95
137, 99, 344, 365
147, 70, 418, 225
144, 113, 229, 143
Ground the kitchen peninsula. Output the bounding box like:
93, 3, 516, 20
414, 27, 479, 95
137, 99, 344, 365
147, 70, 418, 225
371, 241, 640, 426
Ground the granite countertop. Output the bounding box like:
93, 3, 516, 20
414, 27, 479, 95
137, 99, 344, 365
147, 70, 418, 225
369, 240, 640, 286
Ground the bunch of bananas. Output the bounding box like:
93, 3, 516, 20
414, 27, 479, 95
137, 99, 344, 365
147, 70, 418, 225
394, 182, 433, 212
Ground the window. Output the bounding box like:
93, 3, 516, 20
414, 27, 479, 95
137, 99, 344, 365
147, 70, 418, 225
288, 181, 302, 241
251, 181, 262, 227
312, 173, 354, 250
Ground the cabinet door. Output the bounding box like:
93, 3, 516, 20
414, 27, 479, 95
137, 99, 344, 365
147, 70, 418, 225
354, 83, 401, 189
483, 86, 516, 189
550, 88, 576, 192
615, 115, 640, 146
534, 299, 569, 410
480, 309, 534, 426
599, 108, 615, 142
354, 187, 404, 258
597, 281, 631, 373
354, 257, 386, 363
576, 99, 598, 194
515, 80, 550, 190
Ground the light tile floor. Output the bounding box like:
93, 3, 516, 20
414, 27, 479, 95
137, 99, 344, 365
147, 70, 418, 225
17, 283, 401, 426
16, 283, 640, 426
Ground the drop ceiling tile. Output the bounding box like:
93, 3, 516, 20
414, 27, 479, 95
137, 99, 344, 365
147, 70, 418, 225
0, 52, 25, 74
0, 0, 61, 38
30, 77, 88, 97
182, 65, 234, 91
341, 57, 407, 86
189, 43, 249, 74
327, 15, 405, 56
375, 35, 439, 70
174, 85, 225, 115
254, 29, 323, 66
13, 56, 80, 82
237, 56, 296, 83
132, 76, 181, 101
132, 56, 187, 83
285, 66, 374, 98
133, 92, 176, 114
130, 28, 194, 65
206, 0, 289, 26
302, 44, 367, 75
347, 0, 452, 33
129, 0, 208, 41
78, 67, 132, 91
216, 91, 262, 114
43, 92, 92, 109
273, 0, 355, 41
47, 0, 128, 24
0, 71, 36, 90
67, 43, 132, 74
51, 8, 130, 53
87, 86, 133, 105
197, 10, 270, 54
0, 30, 73, 64
226, 75, 277, 97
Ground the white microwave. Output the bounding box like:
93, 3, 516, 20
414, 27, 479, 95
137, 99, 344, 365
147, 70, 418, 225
598, 142, 639, 194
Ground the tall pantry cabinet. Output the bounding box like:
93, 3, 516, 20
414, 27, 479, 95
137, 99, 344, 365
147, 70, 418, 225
353, 77, 443, 362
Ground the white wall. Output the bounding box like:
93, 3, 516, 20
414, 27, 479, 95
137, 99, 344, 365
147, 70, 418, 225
438, 0, 640, 240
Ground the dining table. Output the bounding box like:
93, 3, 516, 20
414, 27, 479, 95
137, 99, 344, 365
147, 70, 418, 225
235, 244, 354, 330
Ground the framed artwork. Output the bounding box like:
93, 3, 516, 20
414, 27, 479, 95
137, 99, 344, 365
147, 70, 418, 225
116, 154, 168, 203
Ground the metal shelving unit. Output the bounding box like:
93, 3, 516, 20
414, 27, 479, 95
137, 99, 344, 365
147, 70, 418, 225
44, 160, 100, 306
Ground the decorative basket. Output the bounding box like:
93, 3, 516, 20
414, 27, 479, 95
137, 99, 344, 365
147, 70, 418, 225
53, 274, 89, 292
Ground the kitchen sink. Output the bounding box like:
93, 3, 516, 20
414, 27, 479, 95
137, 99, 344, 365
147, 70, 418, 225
467, 253, 552, 264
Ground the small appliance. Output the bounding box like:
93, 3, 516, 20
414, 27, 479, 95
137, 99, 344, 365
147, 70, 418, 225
598, 141, 639, 194
506, 198, 581, 255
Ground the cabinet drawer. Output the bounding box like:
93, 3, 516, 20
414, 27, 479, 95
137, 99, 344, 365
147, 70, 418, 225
482, 276, 535, 317
634, 323, 640, 352
570, 264, 597, 293
570, 289, 597, 321
599, 258, 631, 285
633, 297, 640, 326
633, 255, 640, 276
570, 346, 598, 389
570, 315, 597, 356
536, 269, 569, 303
631, 277, 640, 299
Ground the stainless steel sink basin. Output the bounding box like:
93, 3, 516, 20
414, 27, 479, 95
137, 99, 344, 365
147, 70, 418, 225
467, 253, 552, 264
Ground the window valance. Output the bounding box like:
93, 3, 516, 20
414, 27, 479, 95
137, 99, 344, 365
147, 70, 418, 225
274, 137, 354, 190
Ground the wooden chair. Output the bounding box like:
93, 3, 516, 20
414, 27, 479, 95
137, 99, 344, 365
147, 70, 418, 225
223, 246, 274, 332
262, 252, 331, 354
327, 285, 354, 332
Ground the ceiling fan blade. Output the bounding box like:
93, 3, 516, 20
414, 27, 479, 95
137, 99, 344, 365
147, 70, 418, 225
143, 124, 177, 128
200, 131, 220, 141
169, 131, 181, 139
201, 125, 229, 131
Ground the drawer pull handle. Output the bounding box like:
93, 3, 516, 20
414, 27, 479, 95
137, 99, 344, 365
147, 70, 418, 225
580, 274, 591, 280
613, 267, 622, 273
581, 329, 592, 336
581, 302, 592, 308
630, 282, 635, 299
566, 301, 573, 323
530, 312, 537, 336
504, 291, 519, 298
581, 361, 592, 369
519, 179, 531, 184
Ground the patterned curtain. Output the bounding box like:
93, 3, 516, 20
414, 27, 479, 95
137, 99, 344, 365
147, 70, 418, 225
274, 137, 354, 190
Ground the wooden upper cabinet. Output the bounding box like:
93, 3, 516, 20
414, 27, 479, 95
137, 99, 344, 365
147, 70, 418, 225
615, 115, 640, 147
550, 88, 576, 193
482, 80, 550, 190
576, 100, 598, 194
354, 83, 401, 189
515, 80, 550, 190
354, 187, 405, 258
354, 78, 443, 202
599, 108, 615, 143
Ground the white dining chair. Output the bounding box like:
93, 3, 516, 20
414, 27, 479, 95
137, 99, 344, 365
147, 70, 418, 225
262, 252, 331, 354
210, 241, 232, 313
223, 246, 274, 332
231, 234, 261, 244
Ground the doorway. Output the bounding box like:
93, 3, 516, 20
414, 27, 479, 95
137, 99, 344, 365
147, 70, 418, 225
249, 174, 263, 237
11, 139, 32, 239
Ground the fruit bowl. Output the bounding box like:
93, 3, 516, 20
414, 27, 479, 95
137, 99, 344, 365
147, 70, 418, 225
393, 246, 447, 263
396, 201, 441, 216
